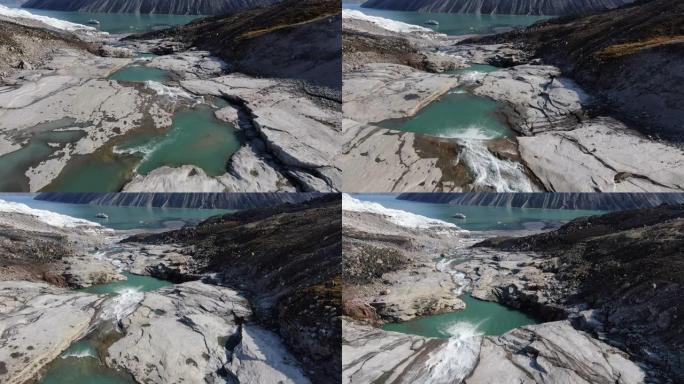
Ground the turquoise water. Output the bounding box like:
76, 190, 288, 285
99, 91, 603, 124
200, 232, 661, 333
40, 103, 238, 191
383, 295, 537, 338
23, 8, 199, 34
108, 65, 171, 83
0, 193, 234, 230
343, 3, 549, 36
352, 193, 606, 231
39, 273, 172, 384
80, 272, 172, 294
378, 88, 512, 139
118, 105, 241, 177
0, 129, 85, 192
449, 63, 500, 75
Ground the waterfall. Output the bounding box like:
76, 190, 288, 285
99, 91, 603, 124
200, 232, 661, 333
99, 288, 144, 323
458, 139, 534, 192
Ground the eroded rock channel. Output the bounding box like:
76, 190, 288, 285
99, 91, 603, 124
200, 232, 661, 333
0, 194, 341, 384
341, 193, 684, 383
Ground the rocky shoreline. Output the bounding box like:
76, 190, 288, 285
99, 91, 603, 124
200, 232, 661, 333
0, 196, 341, 384
340, 9, 684, 193
0, 2, 341, 192
341, 196, 681, 383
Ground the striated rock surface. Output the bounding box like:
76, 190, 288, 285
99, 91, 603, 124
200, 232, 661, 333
0, 281, 102, 383
472, 65, 589, 136
21, 0, 277, 15
397, 191, 684, 210
342, 318, 644, 384
470, 321, 644, 384
518, 118, 684, 192
35, 191, 319, 209
362, 0, 635, 16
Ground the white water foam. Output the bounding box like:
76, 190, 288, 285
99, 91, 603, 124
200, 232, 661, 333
145, 81, 199, 101
437, 126, 496, 141
0, 5, 99, 33
61, 345, 97, 359
404, 322, 482, 383
99, 288, 144, 323
457, 139, 534, 192
342, 194, 466, 233
459, 70, 487, 84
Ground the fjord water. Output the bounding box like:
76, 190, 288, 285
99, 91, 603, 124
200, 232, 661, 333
383, 295, 537, 338
343, 3, 548, 35
352, 193, 606, 231
2, 193, 234, 230
23, 8, 198, 33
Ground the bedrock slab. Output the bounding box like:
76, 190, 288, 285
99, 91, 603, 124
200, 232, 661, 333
342, 319, 645, 384
180, 74, 341, 191
518, 118, 684, 192
343, 63, 459, 124
0, 281, 102, 384
106, 281, 309, 384
472, 64, 589, 135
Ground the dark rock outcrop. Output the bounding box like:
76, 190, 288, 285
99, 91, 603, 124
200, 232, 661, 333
132, 0, 341, 88
469, 0, 684, 142
123, 194, 342, 384
35, 192, 321, 209
362, 0, 635, 16
477, 204, 684, 382
21, 0, 278, 15
397, 192, 684, 210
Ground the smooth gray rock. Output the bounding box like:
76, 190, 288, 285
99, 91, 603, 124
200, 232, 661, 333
0, 281, 102, 384
518, 118, 684, 192
106, 281, 309, 384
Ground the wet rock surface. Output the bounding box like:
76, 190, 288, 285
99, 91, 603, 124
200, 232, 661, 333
0, 281, 104, 384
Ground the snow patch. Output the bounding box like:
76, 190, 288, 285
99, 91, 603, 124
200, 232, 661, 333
343, 9, 444, 38
0, 199, 107, 230
342, 194, 464, 232
0, 5, 98, 33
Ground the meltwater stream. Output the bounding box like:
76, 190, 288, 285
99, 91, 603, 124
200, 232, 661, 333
39, 273, 173, 384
